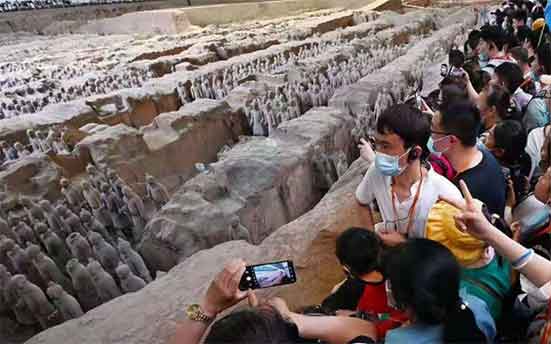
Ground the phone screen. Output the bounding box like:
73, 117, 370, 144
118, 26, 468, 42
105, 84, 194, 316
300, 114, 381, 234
239, 260, 296, 290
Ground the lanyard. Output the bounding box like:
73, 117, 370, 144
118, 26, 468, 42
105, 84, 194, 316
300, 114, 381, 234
390, 169, 424, 235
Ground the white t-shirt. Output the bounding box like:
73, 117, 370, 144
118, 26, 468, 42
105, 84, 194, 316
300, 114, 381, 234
355, 165, 462, 238
526, 126, 546, 180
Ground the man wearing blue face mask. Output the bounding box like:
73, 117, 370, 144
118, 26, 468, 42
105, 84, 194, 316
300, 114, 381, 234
355, 104, 462, 247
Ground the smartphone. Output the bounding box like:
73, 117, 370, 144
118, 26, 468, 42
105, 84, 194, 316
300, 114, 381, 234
415, 92, 423, 111
238, 260, 296, 291
440, 64, 449, 77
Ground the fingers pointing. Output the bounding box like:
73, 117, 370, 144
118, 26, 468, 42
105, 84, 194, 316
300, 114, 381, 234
459, 180, 474, 206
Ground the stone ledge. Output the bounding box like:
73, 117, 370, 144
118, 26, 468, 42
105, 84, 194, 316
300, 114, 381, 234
138, 106, 355, 271
25, 155, 371, 344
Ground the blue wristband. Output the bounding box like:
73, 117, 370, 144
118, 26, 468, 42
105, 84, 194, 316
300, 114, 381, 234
512, 249, 534, 269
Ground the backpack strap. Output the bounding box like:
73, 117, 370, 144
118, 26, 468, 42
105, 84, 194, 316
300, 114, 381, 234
463, 276, 502, 302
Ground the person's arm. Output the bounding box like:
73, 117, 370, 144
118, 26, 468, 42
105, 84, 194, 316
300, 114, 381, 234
461, 69, 481, 104
321, 278, 364, 312
270, 298, 377, 344
358, 203, 376, 231
479, 221, 551, 287
171, 315, 214, 344
442, 180, 551, 287
356, 168, 379, 232
355, 156, 376, 206
504, 178, 516, 225
292, 313, 377, 344
170, 260, 251, 344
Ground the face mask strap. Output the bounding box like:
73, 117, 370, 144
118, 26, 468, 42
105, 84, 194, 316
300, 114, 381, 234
433, 135, 452, 153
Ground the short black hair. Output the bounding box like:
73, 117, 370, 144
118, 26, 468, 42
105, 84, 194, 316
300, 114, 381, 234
439, 100, 481, 147
515, 25, 531, 44
467, 29, 481, 50
508, 46, 529, 64
336, 227, 381, 276
512, 9, 527, 22
494, 120, 527, 165
449, 49, 465, 68
504, 32, 520, 51
206, 307, 300, 343
481, 70, 493, 90
487, 84, 519, 121
495, 62, 524, 92
480, 25, 506, 51
439, 82, 468, 107
376, 104, 431, 156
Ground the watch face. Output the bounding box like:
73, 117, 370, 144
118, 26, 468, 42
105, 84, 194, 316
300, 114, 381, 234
186, 304, 200, 318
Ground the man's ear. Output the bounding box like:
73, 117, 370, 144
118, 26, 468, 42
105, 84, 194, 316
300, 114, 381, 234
409, 146, 422, 160
448, 135, 459, 145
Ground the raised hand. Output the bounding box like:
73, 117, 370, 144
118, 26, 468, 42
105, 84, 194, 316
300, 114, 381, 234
420, 97, 434, 117
506, 177, 516, 208
358, 138, 375, 163
439, 180, 494, 241
201, 259, 250, 317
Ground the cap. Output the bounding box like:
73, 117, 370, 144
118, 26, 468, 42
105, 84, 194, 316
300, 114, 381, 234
533, 18, 546, 32
425, 201, 486, 267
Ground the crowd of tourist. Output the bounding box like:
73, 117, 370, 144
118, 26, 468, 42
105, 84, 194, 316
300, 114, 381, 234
0, 0, 149, 13
170, 0, 551, 343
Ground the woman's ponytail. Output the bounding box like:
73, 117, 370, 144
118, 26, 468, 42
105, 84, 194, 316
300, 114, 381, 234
443, 300, 486, 343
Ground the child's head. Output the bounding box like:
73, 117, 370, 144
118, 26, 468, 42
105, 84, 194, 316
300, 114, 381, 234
336, 227, 381, 277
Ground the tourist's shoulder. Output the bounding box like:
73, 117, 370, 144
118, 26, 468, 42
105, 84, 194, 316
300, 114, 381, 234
386, 323, 443, 343
426, 168, 461, 194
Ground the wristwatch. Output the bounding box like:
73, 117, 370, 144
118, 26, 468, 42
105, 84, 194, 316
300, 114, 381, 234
186, 304, 215, 323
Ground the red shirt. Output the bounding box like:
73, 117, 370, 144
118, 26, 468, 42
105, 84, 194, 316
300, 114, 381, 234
429, 154, 457, 180
356, 282, 409, 340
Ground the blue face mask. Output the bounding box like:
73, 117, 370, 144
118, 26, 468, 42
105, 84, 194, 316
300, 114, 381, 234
374, 149, 410, 177
479, 53, 489, 68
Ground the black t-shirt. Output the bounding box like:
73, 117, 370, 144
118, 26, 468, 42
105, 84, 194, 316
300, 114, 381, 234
454, 148, 506, 217
502, 153, 533, 203
321, 277, 367, 312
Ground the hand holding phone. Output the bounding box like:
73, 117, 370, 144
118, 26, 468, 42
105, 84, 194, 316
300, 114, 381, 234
239, 260, 296, 291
